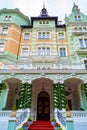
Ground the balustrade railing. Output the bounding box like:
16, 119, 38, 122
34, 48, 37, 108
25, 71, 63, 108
16, 109, 30, 129
54, 108, 66, 127
0, 110, 11, 118
57, 109, 66, 126
71, 111, 87, 119
30, 51, 57, 56
0, 63, 86, 70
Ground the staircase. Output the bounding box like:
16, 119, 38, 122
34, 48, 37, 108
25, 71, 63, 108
28, 121, 54, 130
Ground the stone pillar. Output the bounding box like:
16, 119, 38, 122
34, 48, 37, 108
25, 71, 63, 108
66, 118, 74, 130
7, 117, 16, 130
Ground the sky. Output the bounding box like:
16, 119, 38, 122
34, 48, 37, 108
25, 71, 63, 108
0, 0, 87, 22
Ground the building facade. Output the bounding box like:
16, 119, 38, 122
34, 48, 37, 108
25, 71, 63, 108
0, 3, 87, 130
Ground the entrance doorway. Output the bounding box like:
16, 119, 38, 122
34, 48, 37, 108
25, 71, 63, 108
37, 91, 50, 121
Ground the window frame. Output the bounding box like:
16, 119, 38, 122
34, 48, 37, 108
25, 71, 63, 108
37, 45, 51, 56
1, 27, 8, 35
23, 32, 30, 40
21, 46, 29, 56
59, 47, 67, 57
79, 38, 87, 48
0, 42, 5, 52
38, 31, 50, 39
58, 32, 65, 40
4, 16, 12, 21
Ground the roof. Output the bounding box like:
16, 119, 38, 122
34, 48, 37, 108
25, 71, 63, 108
0, 8, 29, 21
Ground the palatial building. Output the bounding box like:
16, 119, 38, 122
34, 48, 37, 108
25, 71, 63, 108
0, 3, 87, 130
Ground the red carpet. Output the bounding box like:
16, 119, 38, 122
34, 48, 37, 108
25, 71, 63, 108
28, 121, 54, 130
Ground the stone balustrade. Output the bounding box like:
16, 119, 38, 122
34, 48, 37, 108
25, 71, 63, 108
0, 110, 11, 118
0, 62, 86, 70
71, 111, 87, 119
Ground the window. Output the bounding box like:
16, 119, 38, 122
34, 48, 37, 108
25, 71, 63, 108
78, 16, 81, 21
46, 20, 49, 24
8, 16, 12, 21
79, 39, 87, 48
37, 46, 50, 56
74, 27, 78, 30
60, 48, 66, 57
38, 47, 41, 55
79, 39, 84, 48
75, 15, 81, 21
84, 39, 87, 48
38, 32, 42, 39
4, 16, 8, 21
84, 60, 87, 70
75, 16, 77, 21
38, 32, 50, 39
4, 16, 12, 21
24, 33, 30, 40
1, 27, 8, 35
39, 20, 49, 25
79, 27, 82, 30
83, 27, 86, 31
43, 20, 45, 24
39, 21, 42, 24
58, 33, 65, 40
21, 47, 29, 56
0, 43, 5, 52
47, 47, 50, 55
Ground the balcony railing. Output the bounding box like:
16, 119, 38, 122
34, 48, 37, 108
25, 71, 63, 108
72, 30, 87, 35
76, 47, 87, 54
30, 51, 57, 56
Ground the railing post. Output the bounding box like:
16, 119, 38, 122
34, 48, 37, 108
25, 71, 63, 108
7, 116, 16, 130
66, 117, 74, 130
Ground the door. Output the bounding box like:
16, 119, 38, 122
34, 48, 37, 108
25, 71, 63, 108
37, 91, 50, 121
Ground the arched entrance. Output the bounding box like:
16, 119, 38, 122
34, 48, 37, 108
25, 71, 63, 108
3, 78, 21, 110
64, 78, 83, 110
37, 91, 50, 121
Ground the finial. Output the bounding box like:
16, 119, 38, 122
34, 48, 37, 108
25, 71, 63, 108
73, 2, 75, 5
43, 0, 45, 8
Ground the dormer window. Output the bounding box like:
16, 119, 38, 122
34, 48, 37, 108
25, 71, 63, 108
46, 20, 49, 24
39, 21, 42, 24
39, 20, 49, 25
75, 15, 81, 21
43, 20, 45, 24
8, 16, 12, 21
4, 16, 12, 21
78, 16, 81, 20
4, 16, 8, 21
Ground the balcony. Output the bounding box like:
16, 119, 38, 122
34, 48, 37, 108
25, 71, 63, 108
72, 30, 87, 35
0, 63, 87, 74
76, 47, 87, 55
20, 51, 58, 63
